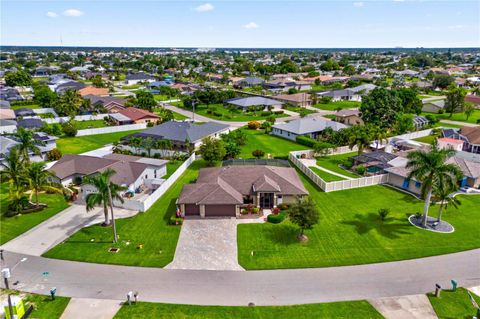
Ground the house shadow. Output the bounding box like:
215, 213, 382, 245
341, 213, 412, 239
162, 198, 178, 223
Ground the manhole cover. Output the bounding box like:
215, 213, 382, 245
108, 248, 120, 253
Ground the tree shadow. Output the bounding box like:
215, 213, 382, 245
341, 213, 412, 239
265, 224, 302, 246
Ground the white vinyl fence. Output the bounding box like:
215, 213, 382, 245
388, 129, 433, 141
43, 113, 111, 124
289, 150, 388, 192
76, 123, 147, 136
117, 153, 196, 212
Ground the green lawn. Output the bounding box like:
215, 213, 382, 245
427, 288, 480, 319
422, 109, 480, 124
309, 166, 345, 182
283, 105, 317, 115
121, 84, 142, 90
10, 103, 41, 110
1, 290, 70, 319
413, 135, 437, 144
172, 112, 188, 120
316, 152, 359, 178
75, 120, 108, 130
181, 103, 288, 122
164, 160, 184, 179
43, 160, 207, 267
237, 178, 480, 270
114, 300, 382, 319
313, 101, 360, 111
238, 129, 307, 159
153, 94, 170, 101
56, 130, 142, 154
0, 183, 70, 245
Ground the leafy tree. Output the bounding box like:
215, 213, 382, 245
313, 141, 334, 157
224, 142, 241, 160
360, 88, 402, 128
406, 140, 462, 228
33, 84, 57, 108
342, 64, 356, 76
62, 121, 78, 137
464, 102, 475, 121
397, 88, 422, 114
135, 90, 157, 111
14, 127, 41, 162
128, 137, 143, 154
247, 121, 261, 130
47, 148, 63, 161
289, 197, 319, 240
156, 107, 174, 123
57, 89, 83, 117
5, 70, 32, 86
91, 75, 106, 88
444, 87, 466, 118
432, 74, 454, 89
84, 169, 127, 242
0, 148, 27, 190
394, 114, 415, 134
27, 162, 61, 207
348, 125, 372, 155
199, 137, 226, 165
320, 58, 340, 71
252, 149, 265, 158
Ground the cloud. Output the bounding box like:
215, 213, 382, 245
194, 3, 214, 12
63, 9, 84, 17
353, 2, 364, 7
46, 11, 58, 18
242, 22, 259, 29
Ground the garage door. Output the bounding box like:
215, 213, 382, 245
205, 205, 236, 217
184, 204, 200, 216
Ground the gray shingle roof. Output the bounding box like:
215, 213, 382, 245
126, 121, 229, 143
272, 116, 348, 134
225, 96, 282, 108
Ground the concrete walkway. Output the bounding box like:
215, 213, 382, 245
440, 119, 479, 127
165, 219, 244, 271
0, 204, 138, 256
369, 294, 438, 319
300, 158, 355, 180
60, 298, 122, 319
468, 285, 480, 296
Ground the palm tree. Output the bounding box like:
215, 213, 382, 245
27, 162, 61, 207
348, 126, 372, 155
406, 140, 462, 228
0, 148, 27, 190
129, 137, 142, 155
7, 188, 30, 217
432, 181, 461, 223
141, 137, 155, 157
370, 126, 389, 150
14, 127, 41, 162
58, 89, 83, 117
83, 169, 126, 242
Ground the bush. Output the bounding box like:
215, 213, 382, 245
272, 207, 280, 214
319, 96, 333, 104
46, 148, 62, 161
267, 211, 288, 224
356, 165, 366, 175
378, 208, 390, 221
62, 121, 77, 137
273, 110, 284, 115
168, 216, 183, 225
342, 159, 354, 169
260, 111, 272, 116
277, 203, 289, 210
247, 121, 261, 130
213, 111, 223, 117
296, 135, 317, 147
252, 149, 265, 158
147, 122, 154, 127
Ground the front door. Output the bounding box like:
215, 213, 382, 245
259, 193, 274, 209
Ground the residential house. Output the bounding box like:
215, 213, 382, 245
125, 73, 156, 85
78, 86, 110, 97
233, 77, 264, 88
177, 165, 308, 217
14, 108, 36, 118
122, 121, 230, 152
83, 95, 126, 112
422, 100, 445, 113
0, 133, 57, 165
465, 94, 480, 106
109, 113, 134, 125
225, 96, 282, 111
316, 89, 361, 102
34, 66, 60, 76
49, 154, 168, 201
263, 79, 311, 93
0, 119, 17, 134
0, 87, 23, 101
0, 101, 11, 109
17, 118, 44, 130
55, 81, 87, 94
438, 137, 464, 151
116, 107, 159, 124
0, 109, 16, 120
335, 109, 364, 126
272, 93, 312, 107
272, 116, 348, 141
443, 126, 480, 154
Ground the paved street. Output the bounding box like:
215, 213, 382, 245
165, 219, 244, 271
0, 205, 138, 256
2, 249, 479, 306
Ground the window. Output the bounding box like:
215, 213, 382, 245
145, 174, 148, 179
415, 181, 421, 188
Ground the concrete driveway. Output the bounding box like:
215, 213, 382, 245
165, 218, 244, 271
0, 204, 137, 256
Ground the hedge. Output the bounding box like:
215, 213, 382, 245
296, 135, 317, 147
267, 211, 288, 224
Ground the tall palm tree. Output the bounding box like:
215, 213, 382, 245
141, 137, 155, 157
27, 162, 62, 207
0, 148, 27, 190
84, 169, 126, 243
406, 140, 462, 228
129, 137, 142, 155
348, 126, 372, 155
432, 181, 461, 223
14, 127, 41, 162
58, 89, 83, 117
370, 126, 389, 150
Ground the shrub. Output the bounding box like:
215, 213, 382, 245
252, 207, 260, 214
319, 96, 333, 104
252, 149, 265, 158
147, 122, 154, 127
168, 216, 183, 225
356, 165, 366, 175
273, 110, 284, 115
267, 211, 288, 224
277, 203, 289, 210
62, 121, 77, 137
378, 208, 390, 221
213, 111, 223, 117
46, 148, 62, 161
296, 135, 317, 147
260, 111, 272, 116
247, 121, 261, 130
342, 159, 354, 169
271, 207, 280, 214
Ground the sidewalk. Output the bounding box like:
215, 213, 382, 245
369, 295, 438, 319
60, 298, 122, 319
440, 119, 479, 127
0, 204, 138, 256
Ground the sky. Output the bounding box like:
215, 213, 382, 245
1, 0, 479, 48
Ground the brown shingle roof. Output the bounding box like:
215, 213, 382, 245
460, 126, 480, 144
117, 107, 159, 121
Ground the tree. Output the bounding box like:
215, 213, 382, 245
128, 137, 142, 154
14, 127, 41, 162
313, 141, 334, 157
394, 114, 415, 134
320, 58, 340, 71
84, 169, 126, 242
370, 126, 389, 150
199, 137, 226, 165
156, 108, 174, 123
252, 149, 265, 158
135, 91, 157, 111
47, 148, 62, 161
406, 140, 462, 228
91, 75, 106, 88
432, 178, 461, 223
342, 64, 356, 76
444, 87, 466, 118
224, 142, 241, 159
397, 88, 422, 115
432, 74, 454, 90
464, 102, 475, 121
27, 162, 60, 207
57, 89, 83, 117
0, 148, 27, 190
141, 137, 155, 157
7, 188, 29, 217
33, 84, 57, 108
348, 125, 372, 155
62, 121, 78, 137
5, 70, 32, 87
289, 197, 319, 241
247, 121, 261, 130
360, 88, 402, 128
